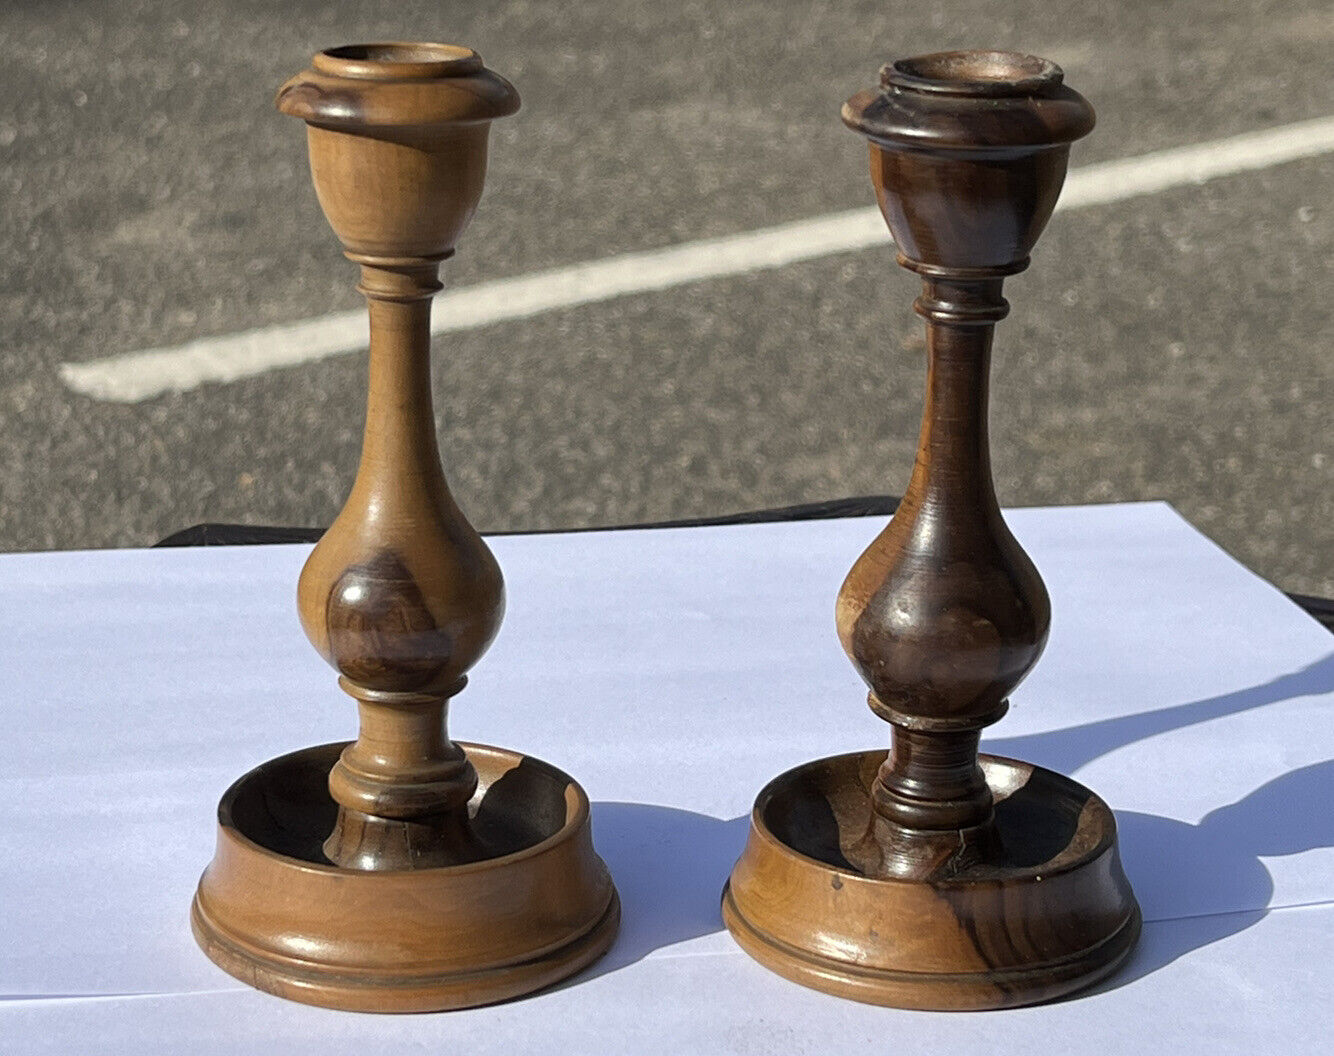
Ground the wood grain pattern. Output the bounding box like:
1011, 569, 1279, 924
724, 50, 1140, 1009
193, 743, 619, 1012
191, 43, 617, 1011
277, 46, 514, 871
724, 751, 1139, 1009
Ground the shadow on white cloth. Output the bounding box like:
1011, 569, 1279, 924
582, 803, 748, 978
1097, 759, 1333, 993
584, 651, 1334, 991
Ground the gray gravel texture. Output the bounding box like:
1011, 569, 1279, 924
0, 0, 1330, 595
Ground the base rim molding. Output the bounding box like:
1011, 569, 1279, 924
191, 886, 621, 1013
191, 741, 619, 1013
722, 750, 1141, 1010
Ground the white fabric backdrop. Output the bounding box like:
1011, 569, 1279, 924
1, 502, 1330, 1052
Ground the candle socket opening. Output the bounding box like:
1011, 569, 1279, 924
883, 50, 1062, 96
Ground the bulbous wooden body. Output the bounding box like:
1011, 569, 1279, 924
725, 51, 1139, 1008
835, 331, 1051, 730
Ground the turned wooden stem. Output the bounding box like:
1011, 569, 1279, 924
355, 265, 447, 496
279, 45, 518, 870
876, 276, 1007, 819
320, 263, 484, 868
839, 50, 1093, 878
334, 682, 471, 820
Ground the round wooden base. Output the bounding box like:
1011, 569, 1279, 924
722, 750, 1140, 1010
191, 742, 619, 1012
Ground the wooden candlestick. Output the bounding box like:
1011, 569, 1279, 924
723, 51, 1140, 1009
190, 43, 618, 1012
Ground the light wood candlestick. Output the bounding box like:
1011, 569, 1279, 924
190, 43, 619, 1012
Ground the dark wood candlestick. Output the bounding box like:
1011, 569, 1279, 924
190, 43, 618, 1012
723, 51, 1140, 1009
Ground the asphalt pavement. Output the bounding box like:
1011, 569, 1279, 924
1, 0, 1330, 595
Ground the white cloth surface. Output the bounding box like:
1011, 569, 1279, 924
0, 501, 1330, 1053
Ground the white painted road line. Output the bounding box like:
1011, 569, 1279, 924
60, 115, 1334, 403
